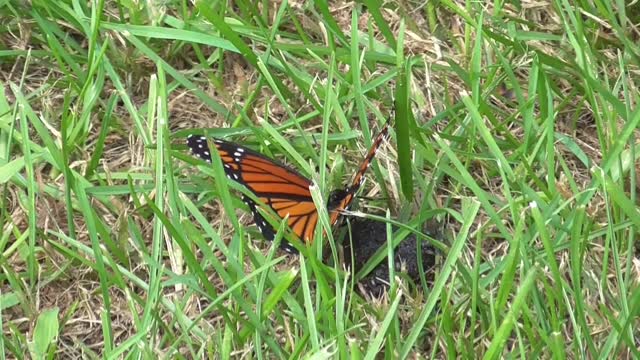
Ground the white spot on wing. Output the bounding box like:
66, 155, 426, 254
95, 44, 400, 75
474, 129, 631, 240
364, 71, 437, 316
233, 152, 242, 157
237, 148, 245, 153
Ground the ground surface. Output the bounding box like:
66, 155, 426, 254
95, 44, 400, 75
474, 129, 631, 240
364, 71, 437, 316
1, 0, 640, 358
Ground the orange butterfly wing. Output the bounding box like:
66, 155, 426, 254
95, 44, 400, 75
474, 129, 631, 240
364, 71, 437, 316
187, 119, 390, 253
187, 135, 316, 252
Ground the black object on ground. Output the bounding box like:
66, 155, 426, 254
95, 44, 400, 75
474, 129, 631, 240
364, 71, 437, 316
341, 217, 441, 298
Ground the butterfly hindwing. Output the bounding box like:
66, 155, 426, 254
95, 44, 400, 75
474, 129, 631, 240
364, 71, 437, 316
242, 194, 299, 253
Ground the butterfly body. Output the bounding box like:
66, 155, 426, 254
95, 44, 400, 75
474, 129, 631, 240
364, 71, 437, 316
187, 121, 390, 253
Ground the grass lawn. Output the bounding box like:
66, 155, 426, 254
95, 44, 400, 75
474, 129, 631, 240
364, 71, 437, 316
1, 0, 640, 358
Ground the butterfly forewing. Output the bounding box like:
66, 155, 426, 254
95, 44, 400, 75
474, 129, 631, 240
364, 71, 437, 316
187, 134, 315, 252
186, 119, 390, 253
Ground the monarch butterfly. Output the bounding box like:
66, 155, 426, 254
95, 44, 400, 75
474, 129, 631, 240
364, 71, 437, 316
187, 120, 390, 253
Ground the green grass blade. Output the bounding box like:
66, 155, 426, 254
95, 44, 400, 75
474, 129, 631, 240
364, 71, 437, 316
400, 198, 480, 357
483, 268, 538, 360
